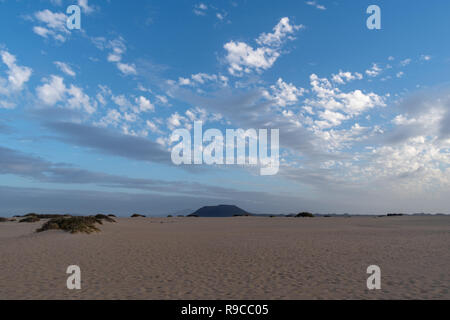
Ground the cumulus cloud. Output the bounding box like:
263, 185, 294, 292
136, 96, 154, 112
305, 74, 385, 127
175, 73, 228, 87
167, 112, 189, 130
117, 62, 137, 75
224, 42, 280, 76
36, 75, 66, 105
77, 0, 96, 15
264, 78, 306, 107
32, 9, 69, 42
96, 109, 122, 128
0, 50, 32, 95
98, 37, 137, 75
331, 71, 363, 84
224, 17, 303, 76
365, 63, 382, 77
36, 75, 97, 114
256, 17, 304, 47
0, 50, 32, 109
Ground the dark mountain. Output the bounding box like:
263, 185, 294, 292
188, 205, 251, 217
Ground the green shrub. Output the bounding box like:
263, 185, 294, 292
37, 216, 101, 234
94, 214, 116, 223
296, 212, 315, 218
22, 213, 70, 219
23, 213, 38, 217
19, 216, 41, 223
131, 214, 146, 218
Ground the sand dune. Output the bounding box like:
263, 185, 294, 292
0, 216, 448, 300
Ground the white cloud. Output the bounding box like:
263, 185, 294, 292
112, 94, 130, 108
136, 96, 154, 112
32, 9, 69, 42
107, 53, 121, 63
156, 95, 169, 105
67, 85, 96, 114
256, 17, 304, 47
36, 75, 97, 114
191, 73, 217, 84
224, 17, 302, 76
224, 42, 280, 76
305, 73, 386, 127
36, 75, 66, 105
365, 63, 382, 77
331, 71, 363, 84
77, 0, 96, 15
175, 73, 228, 87
264, 78, 305, 107
96, 109, 122, 127
316, 110, 348, 129
54, 61, 76, 77
0, 50, 32, 92
146, 120, 162, 133
178, 77, 192, 86
0, 100, 16, 109
117, 62, 137, 75
193, 3, 208, 16
400, 58, 412, 66
305, 1, 326, 10
101, 37, 137, 75
167, 112, 188, 130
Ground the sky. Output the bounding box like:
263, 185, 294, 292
0, 0, 449, 216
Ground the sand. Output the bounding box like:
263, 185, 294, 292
0, 216, 448, 300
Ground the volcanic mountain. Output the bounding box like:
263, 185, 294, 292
188, 205, 251, 217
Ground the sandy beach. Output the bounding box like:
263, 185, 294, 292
0, 216, 448, 300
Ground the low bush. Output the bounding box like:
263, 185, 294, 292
94, 214, 116, 223
37, 216, 101, 234
19, 216, 41, 223
296, 212, 315, 218
22, 213, 70, 219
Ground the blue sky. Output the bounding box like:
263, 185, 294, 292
0, 0, 449, 216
